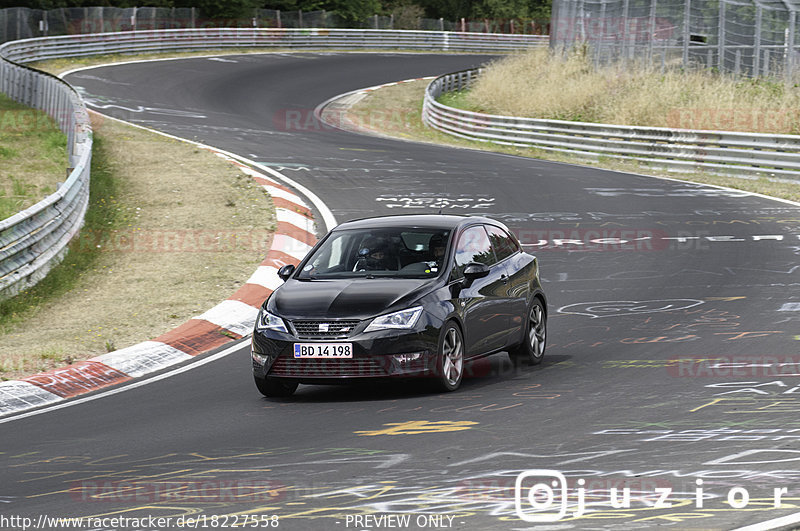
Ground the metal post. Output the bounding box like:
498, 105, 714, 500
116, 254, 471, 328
439, 17, 444, 31
754, 4, 762, 76
276, 10, 281, 29
648, 0, 657, 64
718, 0, 726, 71
374, 14, 378, 29
788, 9, 796, 79
622, 0, 630, 61
682, 0, 690, 68
598, 0, 607, 61
734, 48, 741, 74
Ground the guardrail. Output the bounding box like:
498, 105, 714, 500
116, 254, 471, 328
0, 29, 545, 300
0, 43, 91, 300
423, 68, 800, 180
3, 28, 548, 63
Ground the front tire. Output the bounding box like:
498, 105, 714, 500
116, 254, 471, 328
435, 322, 464, 392
509, 298, 546, 366
254, 375, 298, 397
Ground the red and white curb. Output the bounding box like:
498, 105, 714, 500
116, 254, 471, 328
0, 151, 318, 418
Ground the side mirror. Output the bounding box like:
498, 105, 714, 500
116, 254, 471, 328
463, 262, 490, 280
277, 264, 295, 281
461, 262, 490, 288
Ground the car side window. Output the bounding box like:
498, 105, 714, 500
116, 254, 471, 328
454, 225, 496, 275
486, 225, 519, 262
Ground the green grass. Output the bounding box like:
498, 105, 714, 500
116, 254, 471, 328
0, 131, 120, 332
0, 93, 67, 219
437, 90, 470, 109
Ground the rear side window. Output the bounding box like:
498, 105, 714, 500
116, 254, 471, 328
455, 225, 496, 274
486, 225, 519, 262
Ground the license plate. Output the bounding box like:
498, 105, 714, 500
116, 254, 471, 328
293, 343, 353, 358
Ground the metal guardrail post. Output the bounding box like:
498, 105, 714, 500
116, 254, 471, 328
719, 0, 726, 70
754, 4, 762, 76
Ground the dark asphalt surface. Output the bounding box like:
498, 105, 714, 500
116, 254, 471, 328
1, 52, 799, 530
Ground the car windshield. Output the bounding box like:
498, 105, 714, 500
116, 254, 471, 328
296, 227, 452, 279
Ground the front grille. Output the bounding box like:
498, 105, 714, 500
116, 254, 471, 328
269, 356, 386, 378
289, 319, 360, 340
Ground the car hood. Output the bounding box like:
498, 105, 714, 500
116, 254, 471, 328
269, 278, 435, 319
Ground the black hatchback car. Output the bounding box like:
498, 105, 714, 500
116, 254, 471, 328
251, 214, 547, 396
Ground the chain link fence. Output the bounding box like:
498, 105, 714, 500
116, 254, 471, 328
551, 0, 800, 77
1, 7, 548, 44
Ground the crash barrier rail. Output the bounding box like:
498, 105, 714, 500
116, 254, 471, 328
422, 68, 800, 180
0, 42, 91, 300
2, 28, 549, 63
0, 29, 546, 300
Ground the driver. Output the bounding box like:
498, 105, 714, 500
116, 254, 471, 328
354, 237, 395, 271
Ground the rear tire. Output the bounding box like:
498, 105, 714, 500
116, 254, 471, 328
254, 375, 298, 397
509, 298, 546, 366
434, 322, 464, 392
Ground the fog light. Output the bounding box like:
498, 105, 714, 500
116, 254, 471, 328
393, 352, 423, 364
252, 351, 268, 365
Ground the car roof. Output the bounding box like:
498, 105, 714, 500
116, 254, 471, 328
333, 214, 496, 231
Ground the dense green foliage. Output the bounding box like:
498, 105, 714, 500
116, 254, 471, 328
0, 0, 551, 23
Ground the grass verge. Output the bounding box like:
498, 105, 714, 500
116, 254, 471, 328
0, 93, 67, 219
0, 113, 275, 380
345, 80, 800, 203
464, 48, 800, 134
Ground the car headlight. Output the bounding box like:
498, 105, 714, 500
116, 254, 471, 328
365, 306, 423, 333
255, 308, 288, 333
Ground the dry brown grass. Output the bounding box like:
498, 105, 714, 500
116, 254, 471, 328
461, 48, 800, 134
0, 115, 275, 379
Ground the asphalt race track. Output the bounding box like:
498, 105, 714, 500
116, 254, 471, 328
1, 52, 799, 530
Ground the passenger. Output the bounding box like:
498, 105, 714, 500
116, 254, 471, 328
427, 233, 447, 271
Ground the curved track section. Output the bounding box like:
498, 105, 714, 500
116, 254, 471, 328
1, 52, 799, 530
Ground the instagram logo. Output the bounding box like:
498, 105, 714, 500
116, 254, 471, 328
514, 470, 568, 522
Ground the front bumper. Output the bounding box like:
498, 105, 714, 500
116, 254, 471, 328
251, 322, 440, 384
